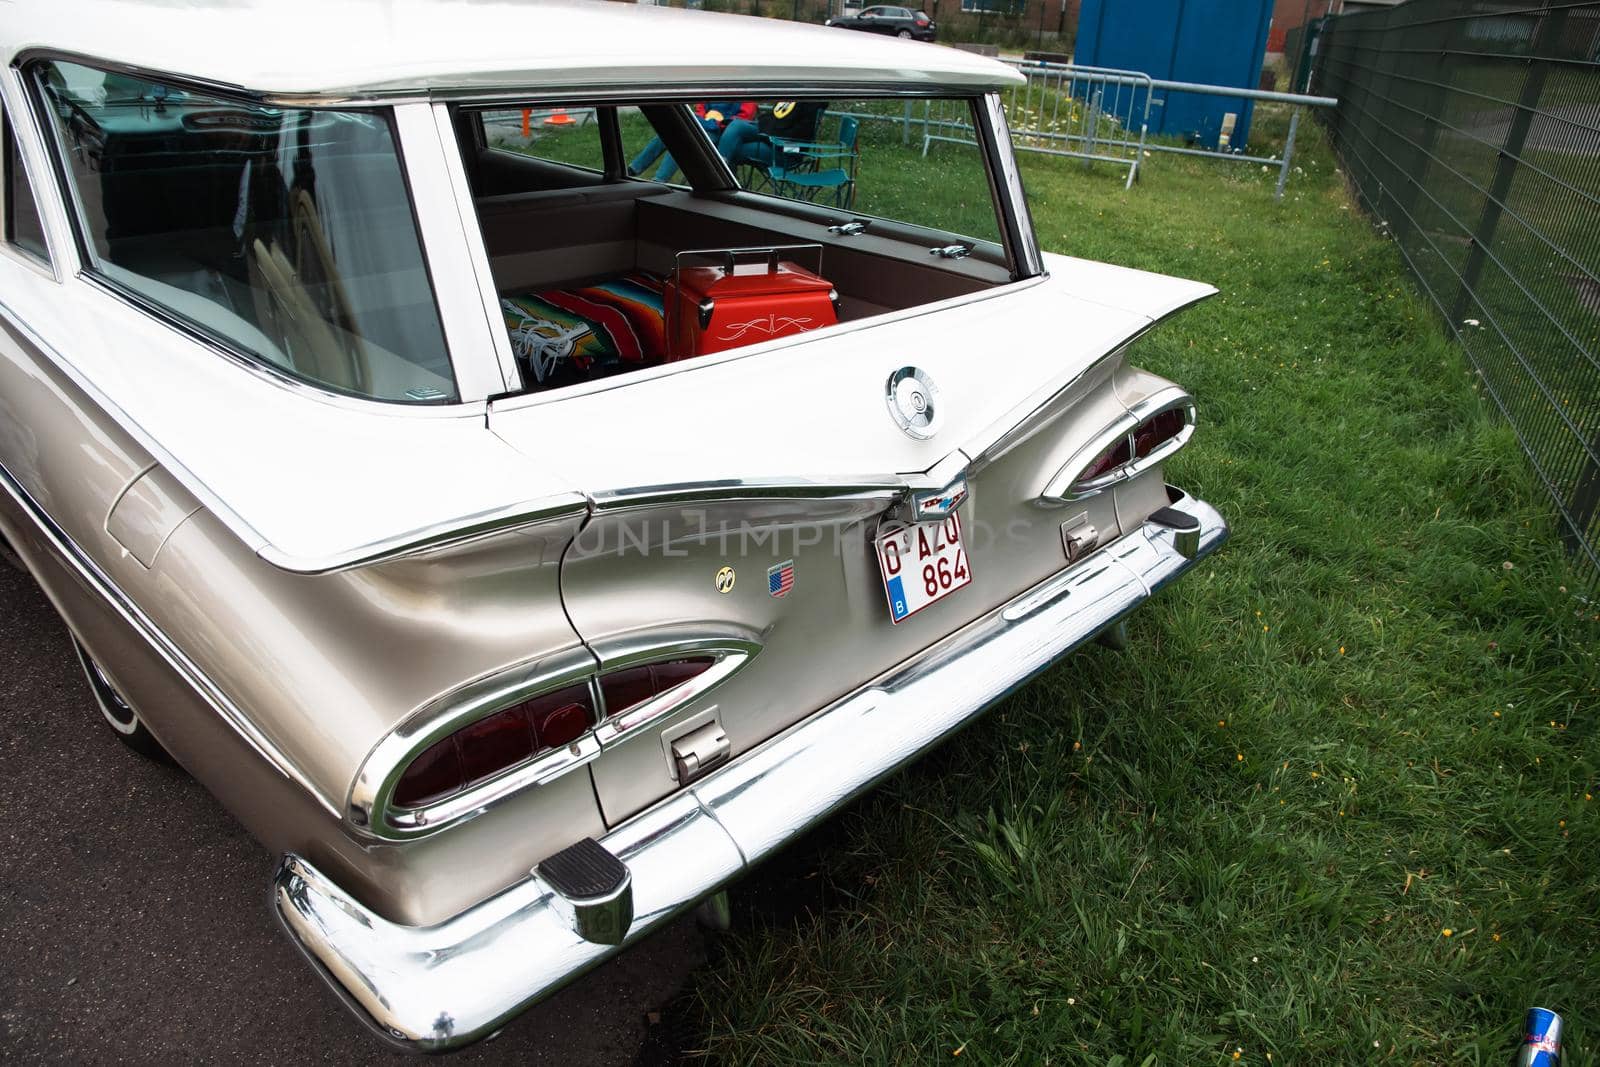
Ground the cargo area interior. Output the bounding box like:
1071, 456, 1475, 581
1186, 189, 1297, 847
458, 103, 1016, 392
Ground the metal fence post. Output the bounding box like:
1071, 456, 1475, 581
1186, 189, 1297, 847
1274, 107, 1300, 201
1450, 0, 1567, 321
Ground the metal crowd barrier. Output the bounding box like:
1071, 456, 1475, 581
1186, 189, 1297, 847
865, 63, 1339, 201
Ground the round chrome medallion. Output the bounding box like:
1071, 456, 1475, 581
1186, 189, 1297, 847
885, 366, 942, 440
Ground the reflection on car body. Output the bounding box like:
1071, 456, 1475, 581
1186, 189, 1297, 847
827, 4, 938, 41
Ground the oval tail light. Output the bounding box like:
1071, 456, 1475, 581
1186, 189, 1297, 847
1069, 400, 1193, 497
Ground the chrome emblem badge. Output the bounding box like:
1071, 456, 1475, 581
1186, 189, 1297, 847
714, 566, 736, 594
886, 366, 941, 440
911, 475, 969, 522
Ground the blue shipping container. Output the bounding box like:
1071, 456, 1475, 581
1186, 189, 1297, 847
1074, 0, 1274, 151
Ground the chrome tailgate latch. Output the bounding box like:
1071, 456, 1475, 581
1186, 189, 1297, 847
670, 722, 730, 784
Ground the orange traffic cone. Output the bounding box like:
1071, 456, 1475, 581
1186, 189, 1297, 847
544, 108, 577, 127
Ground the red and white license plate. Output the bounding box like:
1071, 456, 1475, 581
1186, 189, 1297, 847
876, 512, 972, 624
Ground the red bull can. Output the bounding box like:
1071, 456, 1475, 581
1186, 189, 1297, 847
1515, 1008, 1562, 1067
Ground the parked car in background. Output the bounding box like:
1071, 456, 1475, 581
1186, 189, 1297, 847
0, 0, 1224, 1051
826, 5, 937, 41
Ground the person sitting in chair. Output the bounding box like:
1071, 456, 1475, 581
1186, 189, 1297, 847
629, 100, 756, 183
716, 100, 830, 174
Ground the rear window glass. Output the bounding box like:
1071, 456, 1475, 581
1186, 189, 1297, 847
717, 97, 1003, 246
33, 60, 457, 404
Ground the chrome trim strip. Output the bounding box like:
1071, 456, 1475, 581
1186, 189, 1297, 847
591, 479, 901, 512
1039, 387, 1196, 503
0, 458, 340, 815
588, 452, 971, 515
593, 644, 757, 745
977, 91, 1043, 279
412, 83, 1021, 108
274, 487, 1228, 1050
255, 493, 591, 575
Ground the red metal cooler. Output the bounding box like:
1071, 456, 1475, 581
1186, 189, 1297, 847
665, 247, 839, 362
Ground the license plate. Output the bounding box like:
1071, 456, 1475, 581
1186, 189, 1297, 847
876, 512, 972, 624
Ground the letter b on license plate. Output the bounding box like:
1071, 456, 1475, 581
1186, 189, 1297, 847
876, 512, 972, 624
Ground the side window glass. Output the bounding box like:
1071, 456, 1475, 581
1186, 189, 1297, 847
2, 107, 50, 262
33, 60, 458, 404
481, 108, 607, 173
622, 102, 757, 185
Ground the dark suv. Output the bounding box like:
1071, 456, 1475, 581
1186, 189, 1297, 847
825, 5, 936, 41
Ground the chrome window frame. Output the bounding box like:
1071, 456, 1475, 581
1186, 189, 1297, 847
17, 51, 510, 408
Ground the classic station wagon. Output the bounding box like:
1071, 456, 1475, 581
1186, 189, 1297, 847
0, 0, 1226, 1049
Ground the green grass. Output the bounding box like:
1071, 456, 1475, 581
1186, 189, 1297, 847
671, 105, 1600, 1064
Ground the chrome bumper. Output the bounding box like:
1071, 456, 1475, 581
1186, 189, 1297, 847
273, 488, 1227, 1051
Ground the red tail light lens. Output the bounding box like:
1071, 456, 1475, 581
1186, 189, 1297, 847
392, 734, 464, 808
456, 705, 536, 783
1081, 436, 1132, 482
599, 666, 657, 716
533, 700, 591, 748
393, 681, 596, 809
1135, 407, 1186, 458
915, 13, 929, 24
600, 657, 715, 717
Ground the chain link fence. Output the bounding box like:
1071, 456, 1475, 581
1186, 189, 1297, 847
1314, 0, 1600, 593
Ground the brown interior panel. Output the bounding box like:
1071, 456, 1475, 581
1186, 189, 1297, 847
477, 184, 1006, 310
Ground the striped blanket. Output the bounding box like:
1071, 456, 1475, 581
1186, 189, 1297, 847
501, 272, 668, 387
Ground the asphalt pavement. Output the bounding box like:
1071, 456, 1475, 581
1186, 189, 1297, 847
0, 559, 709, 1065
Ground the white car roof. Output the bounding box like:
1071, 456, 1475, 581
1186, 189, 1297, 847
1, 0, 1022, 99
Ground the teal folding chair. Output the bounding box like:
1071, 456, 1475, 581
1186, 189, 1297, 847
767, 116, 859, 209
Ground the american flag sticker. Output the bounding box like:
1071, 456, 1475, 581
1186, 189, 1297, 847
767, 559, 795, 598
